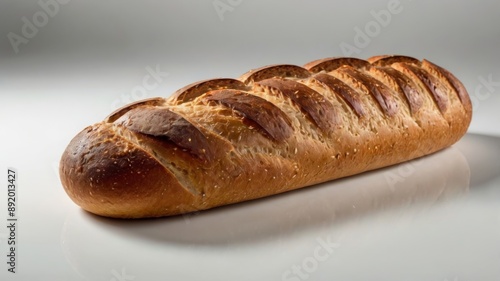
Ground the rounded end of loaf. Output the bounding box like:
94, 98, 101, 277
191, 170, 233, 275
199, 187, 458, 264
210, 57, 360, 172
59, 122, 197, 219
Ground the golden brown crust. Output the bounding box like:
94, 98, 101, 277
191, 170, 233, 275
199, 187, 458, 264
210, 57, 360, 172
304, 57, 370, 73
115, 107, 216, 162
399, 63, 449, 113
59, 124, 199, 218
374, 67, 423, 115
336, 66, 399, 116
255, 78, 338, 134
60, 55, 473, 218
239, 64, 311, 83
422, 59, 472, 108
312, 73, 367, 117
105, 98, 166, 123
170, 78, 248, 104
203, 89, 294, 142
367, 55, 421, 66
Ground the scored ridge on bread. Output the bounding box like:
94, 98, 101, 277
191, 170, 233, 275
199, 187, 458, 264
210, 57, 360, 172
60, 55, 472, 218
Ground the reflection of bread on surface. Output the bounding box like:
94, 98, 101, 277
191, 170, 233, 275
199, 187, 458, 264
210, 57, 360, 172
321, 146, 470, 221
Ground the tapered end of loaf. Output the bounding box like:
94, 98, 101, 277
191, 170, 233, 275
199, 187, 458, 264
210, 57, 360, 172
59, 122, 197, 218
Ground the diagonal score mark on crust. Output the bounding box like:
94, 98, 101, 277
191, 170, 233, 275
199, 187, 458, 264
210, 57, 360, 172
255, 78, 338, 134
336, 66, 399, 117
239, 64, 311, 84
203, 89, 294, 142
312, 73, 367, 118
105, 97, 167, 123
422, 59, 471, 107
111, 124, 202, 197
170, 78, 249, 104
396, 63, 449, 114
374, 66, 424, 115
115, 106, 215, 162
304, 57, 370, 73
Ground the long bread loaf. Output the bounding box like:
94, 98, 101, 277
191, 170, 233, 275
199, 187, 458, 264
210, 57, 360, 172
59, 55, 472, 218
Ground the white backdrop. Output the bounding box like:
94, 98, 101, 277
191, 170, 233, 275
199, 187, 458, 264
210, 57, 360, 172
1, 1, 500, 280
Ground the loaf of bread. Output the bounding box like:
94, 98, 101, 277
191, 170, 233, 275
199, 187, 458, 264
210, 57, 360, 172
59, 55, 472, 219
